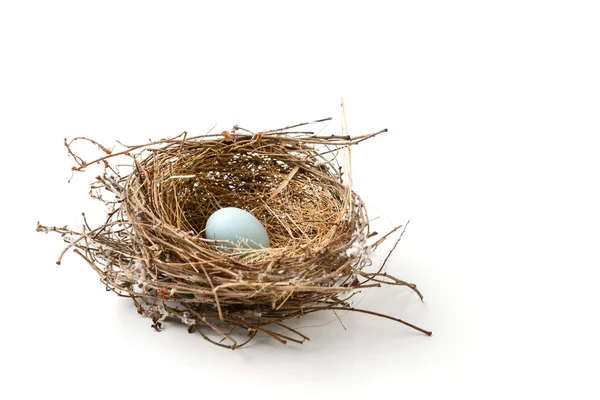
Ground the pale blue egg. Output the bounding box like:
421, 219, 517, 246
205, 207, 271, 249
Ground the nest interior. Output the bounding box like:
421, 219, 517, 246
153, 137, 352, 254
39, 119, 429, 348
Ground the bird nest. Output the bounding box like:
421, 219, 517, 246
38, 118, 430, 348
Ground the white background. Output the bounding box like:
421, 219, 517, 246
1, 1, 599, 398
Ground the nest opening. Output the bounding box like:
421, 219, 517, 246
152, 146, 348, 252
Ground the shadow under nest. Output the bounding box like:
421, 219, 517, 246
39, 118, 430, 349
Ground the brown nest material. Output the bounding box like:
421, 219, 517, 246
38, 117, 430, 348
